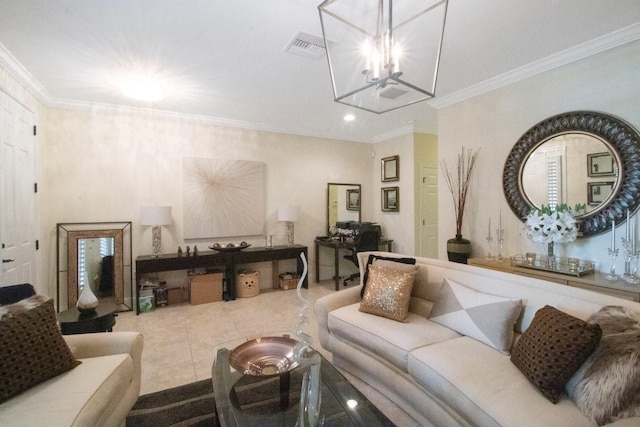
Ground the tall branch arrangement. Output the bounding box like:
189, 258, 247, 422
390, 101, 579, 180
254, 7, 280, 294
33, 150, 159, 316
441, 147, 480, 237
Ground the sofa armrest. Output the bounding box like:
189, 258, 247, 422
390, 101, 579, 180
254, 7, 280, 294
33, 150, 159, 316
65, 331, 143, 359
314, 285, 362, 331
64, 332, 143, 382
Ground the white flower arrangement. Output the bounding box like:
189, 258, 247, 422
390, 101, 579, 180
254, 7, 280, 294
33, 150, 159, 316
525, 204, 580, 244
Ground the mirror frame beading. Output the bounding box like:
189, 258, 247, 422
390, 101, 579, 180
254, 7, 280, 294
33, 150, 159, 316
503, 111, 640, 237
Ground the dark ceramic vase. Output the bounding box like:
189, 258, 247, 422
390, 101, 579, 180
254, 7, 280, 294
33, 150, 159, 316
447, 234, 472, 264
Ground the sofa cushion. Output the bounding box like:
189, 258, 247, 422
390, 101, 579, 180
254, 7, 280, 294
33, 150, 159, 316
408, 336, 593, 427
361, 254, 416, 297
511, 305, 602, 403
359, 264, 417, 322
0, 353, 132, 426
429, 278, 522, 353
567, 306, 640, 425
0, 296, 81, 403
329, 303, 460, 370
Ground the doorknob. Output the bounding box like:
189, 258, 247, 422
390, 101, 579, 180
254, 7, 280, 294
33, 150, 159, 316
2, 259, 14, 263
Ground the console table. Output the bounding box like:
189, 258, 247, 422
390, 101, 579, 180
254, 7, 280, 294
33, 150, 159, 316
314, 238, 393, 290
468, 257, 640, 302
135, 245, 308, 314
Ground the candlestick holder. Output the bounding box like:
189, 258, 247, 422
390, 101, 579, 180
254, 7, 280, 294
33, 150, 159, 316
495, 228, 504, 262
485, 236, 493, 260
627, 253, 640, 284
622, 238, 639, 283
605, 247, 619, 281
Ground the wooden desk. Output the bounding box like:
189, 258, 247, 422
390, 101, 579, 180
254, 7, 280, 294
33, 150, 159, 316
135, 245, 308, 314
315, 238, 393, 290
468, 257, 640, 302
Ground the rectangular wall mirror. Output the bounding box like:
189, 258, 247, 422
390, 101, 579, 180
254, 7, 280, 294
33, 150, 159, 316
57, 222, 133, 312
327, 183, 361, 232
382, 155, 399, 182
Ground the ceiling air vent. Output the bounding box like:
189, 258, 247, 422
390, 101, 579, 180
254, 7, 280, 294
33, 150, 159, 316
284, 31, 328, 59
380, 87, 409, 99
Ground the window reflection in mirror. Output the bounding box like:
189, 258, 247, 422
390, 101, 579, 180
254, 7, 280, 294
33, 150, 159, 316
327, 183, 361, 232
78, 237, 115, 299
521, 133, 620, 216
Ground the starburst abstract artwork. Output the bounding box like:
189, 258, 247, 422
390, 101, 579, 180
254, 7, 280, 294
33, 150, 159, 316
183, 158, 265, 239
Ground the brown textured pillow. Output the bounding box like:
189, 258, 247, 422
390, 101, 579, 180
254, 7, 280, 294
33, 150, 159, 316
0, 296, 81, 403
511, 305, 601, 403
359, 264, 417, 322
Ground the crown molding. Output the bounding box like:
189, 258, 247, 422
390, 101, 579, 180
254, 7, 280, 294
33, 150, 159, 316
0, 42, 53, 106
50, 97, 373, 143
429, 22, 640, 110
372, 124, 416, 143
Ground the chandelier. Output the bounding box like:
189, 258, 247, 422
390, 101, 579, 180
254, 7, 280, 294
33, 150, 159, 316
318, 0, 448, 114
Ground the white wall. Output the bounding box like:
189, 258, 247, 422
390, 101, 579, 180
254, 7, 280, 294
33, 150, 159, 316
438, 40, 640, 272
39, 108, 374, 295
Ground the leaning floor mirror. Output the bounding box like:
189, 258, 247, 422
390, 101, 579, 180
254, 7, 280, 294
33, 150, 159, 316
57, 222, 133, 312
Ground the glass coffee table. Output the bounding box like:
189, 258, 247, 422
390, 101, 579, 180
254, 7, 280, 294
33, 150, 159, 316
213, 336, 393, 427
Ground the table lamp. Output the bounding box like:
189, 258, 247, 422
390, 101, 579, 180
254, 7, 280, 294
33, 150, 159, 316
140, 206, 172, 257
278, 205, 300, 246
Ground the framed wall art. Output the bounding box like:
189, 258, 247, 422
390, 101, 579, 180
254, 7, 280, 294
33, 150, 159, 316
346, 188, 360, 211
381, 187, 399, 212
183, 158, 265, 239
381, 155, 399, 182
587, 181, 614, 206
587, 152, 615, 177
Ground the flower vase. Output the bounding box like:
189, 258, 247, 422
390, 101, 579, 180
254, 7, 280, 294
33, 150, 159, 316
77, 285, 98, 314
447, 234, 472, 264
547, 242, 555, 268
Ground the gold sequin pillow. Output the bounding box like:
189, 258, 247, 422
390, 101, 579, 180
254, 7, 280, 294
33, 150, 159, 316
359, 264, 418, 322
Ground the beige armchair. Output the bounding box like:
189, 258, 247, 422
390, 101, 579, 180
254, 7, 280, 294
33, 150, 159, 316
0, 331, 143, 427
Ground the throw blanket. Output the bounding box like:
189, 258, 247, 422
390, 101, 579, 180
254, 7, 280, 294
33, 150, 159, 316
566, 306, 640, 425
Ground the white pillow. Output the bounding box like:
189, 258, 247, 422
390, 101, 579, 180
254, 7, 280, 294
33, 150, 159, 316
429, 278, 523, 354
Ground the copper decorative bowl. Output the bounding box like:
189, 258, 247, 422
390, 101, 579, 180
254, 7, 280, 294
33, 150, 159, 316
229, 336, 299, 376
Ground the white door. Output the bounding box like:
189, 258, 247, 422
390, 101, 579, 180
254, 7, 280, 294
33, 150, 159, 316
0, 91, 37, 286
420, 166, 438, 258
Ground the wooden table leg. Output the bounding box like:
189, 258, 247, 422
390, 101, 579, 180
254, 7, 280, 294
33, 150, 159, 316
334, 247, 340, 291
272, 260, 280, 289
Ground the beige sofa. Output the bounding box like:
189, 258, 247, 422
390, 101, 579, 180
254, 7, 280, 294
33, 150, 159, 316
315, 251, 640, 426
0, 331, 143, 427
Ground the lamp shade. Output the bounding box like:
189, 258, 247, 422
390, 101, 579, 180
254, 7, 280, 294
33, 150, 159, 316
140, 206, 172, 226
278, 205, 300, 222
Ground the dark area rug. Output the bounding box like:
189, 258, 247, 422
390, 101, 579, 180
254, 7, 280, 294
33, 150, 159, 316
126, 379, 219, 427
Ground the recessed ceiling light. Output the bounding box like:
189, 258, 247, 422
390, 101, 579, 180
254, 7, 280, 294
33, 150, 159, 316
344, 114, 355, 122
120, 78, 165, 102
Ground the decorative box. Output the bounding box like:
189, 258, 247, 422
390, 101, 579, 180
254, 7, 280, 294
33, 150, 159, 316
279, 272, 300, 290
139, 295, 154, 313
189, 272, 224, 305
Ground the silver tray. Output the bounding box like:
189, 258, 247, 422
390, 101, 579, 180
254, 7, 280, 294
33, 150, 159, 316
511, 255, 595, 277
229, 336, 299, 376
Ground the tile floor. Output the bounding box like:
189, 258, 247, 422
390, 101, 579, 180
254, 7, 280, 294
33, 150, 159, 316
114, 280, 417, 426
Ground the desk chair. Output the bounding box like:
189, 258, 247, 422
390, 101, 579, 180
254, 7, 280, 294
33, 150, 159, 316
343, 230, 379, 286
